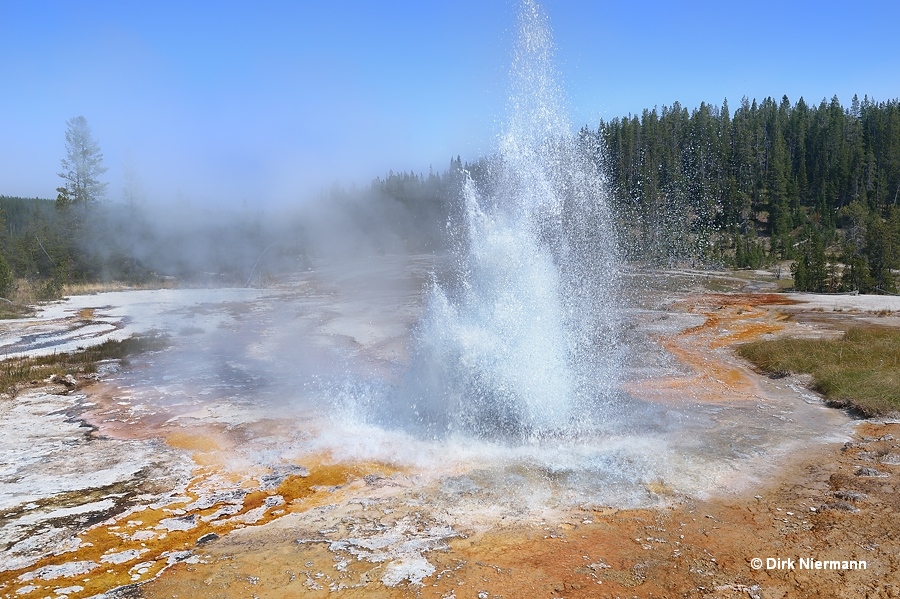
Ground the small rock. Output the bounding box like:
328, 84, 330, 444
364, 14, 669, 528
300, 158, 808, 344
158, 514, 198, 531
50, 374, 78, 388
95, 360, 122, 376
53, 585, 83, 595
196, 533, 219, 545
855, 467, 889, 478
821, 501, 860, 513
833, 490, 867, 502
164, 551, 193, 565
264, 495, 284, 507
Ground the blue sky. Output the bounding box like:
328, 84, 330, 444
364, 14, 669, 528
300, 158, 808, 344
2, 0, 898, 207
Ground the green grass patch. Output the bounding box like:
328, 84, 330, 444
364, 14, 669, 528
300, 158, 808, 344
737, 327, 900, 416
0, 334, 169, 396
773, 277, 795, 291
701, 276, 745, 293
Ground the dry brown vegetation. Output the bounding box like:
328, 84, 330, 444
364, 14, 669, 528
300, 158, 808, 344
0, 278, 180, 320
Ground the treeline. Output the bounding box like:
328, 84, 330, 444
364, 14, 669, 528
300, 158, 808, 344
366, 161, 464, 249
586, 95, 900, 292
3, 95, 898, 298
0, 196, 104, 299
338, 97, 900, 294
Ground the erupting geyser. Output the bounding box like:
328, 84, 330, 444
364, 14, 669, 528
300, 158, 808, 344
384, 0, 622, 442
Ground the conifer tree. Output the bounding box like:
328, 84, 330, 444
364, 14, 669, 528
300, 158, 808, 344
58, 116, 108, 205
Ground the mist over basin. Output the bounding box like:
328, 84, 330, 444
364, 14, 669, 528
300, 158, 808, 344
2, 256, 852, 512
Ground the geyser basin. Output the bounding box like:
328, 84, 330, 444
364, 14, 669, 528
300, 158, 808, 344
0, 260, 854, 597
15, 260, 849, 511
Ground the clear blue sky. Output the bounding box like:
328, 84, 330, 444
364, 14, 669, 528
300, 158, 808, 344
2, 0, 898, 207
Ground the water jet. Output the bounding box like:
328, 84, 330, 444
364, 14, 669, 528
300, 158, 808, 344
359, 0, 622, 445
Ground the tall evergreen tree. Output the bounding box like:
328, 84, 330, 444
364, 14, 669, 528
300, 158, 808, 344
58, 116, 108, 206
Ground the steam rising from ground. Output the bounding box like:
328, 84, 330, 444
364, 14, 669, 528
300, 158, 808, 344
55, 174, 449, 289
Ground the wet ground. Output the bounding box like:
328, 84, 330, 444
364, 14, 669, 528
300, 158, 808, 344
0, 259, 898, 598
141, 420, 900, 599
